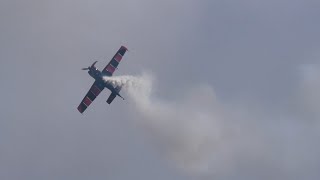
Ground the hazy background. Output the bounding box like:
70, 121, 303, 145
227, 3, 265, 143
1, 0, 320, 179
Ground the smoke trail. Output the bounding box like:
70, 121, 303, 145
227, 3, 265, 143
103, 74, 223, 174
103, 70, 320, 178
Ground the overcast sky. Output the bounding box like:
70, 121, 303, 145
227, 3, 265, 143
1, 0, 320, 180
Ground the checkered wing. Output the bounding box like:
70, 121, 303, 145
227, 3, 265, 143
102, 46, 128, 76
77, 81, 104, 113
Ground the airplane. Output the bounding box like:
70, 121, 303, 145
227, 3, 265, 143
77, 46, 128, 113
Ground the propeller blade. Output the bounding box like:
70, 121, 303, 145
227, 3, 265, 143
91, 61, 98, 68
82, 61, 97, 70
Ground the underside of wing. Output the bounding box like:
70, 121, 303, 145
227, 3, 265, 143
77, 81, 104, 113
102, 46, 128, 76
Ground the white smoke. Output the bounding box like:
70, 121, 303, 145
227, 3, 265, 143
103, 74, 224, 174
103, 69, 320, 178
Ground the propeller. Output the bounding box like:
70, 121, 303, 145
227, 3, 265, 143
81, 61, 98, 70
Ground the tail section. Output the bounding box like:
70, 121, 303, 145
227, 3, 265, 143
117, 93, 125, 100
115, 85, 124, 100
106, 85, 125, 104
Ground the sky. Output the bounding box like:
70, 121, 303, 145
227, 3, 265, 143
0, 0, 320, 179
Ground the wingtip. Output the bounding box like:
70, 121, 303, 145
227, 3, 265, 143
121, 45, 128, 51
77, 106, 84, 114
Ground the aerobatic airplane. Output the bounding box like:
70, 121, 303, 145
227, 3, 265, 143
77, 46, 128, 113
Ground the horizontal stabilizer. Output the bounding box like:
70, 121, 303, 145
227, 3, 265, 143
106, 93, 117, 104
